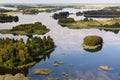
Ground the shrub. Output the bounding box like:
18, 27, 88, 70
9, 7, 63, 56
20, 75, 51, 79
58, 18, 75, 23
52, 12, 69, 19
83, 35, 103, 46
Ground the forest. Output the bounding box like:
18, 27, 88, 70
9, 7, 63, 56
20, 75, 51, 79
0, 36, 55, 68
0, 14, 19, 23
52, 12, 69, 19
83, 10, 120, 18
0, 8, 12, 12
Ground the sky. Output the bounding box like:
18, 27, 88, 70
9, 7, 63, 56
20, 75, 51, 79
0, 0, 120, 4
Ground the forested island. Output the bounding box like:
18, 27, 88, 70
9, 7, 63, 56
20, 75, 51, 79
0, 36, 55, 68
76, 7, 120, 18
0, 8, 12, 12
52, 12, 69, 19
83, 35, 103, 52
83, 10, 120, 18
0, 22, 50, 35
58, 17, 120, 30
0, 14, 19, 23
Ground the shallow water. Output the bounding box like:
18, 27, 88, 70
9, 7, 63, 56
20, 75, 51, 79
0, 8, 120, 80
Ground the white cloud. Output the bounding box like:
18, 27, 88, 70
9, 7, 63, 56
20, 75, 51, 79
0, 0, 120, 3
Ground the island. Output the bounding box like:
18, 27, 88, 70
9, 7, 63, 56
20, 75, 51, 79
0, 36, 55, 69
0, 14, 19, 23
0, 22, 50, 35
76, 6, 120, 18
83, 10, 120, 18
21, 8, 60, 14
83, 35, 103, 52
0, 8, 12, 12
0, 73, 29, 80
2, 6, 62, 15
58, 17, 120, 31
52, 12, 69, 19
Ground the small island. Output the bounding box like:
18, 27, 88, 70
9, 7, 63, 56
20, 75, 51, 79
22, 9, 39, 14
0, 73, 29, 80
0, 36, 55, 68
33, 68, 52, 75
52, 12, 69, 19
0, 22, 50, 35
0, 14, 19, 23
83, 35, 103, 51
0, 8, 12, 12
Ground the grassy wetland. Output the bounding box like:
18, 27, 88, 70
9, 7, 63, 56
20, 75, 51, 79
59, 18, 120, 30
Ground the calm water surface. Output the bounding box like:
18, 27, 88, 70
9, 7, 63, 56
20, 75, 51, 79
0, 8, 120, 80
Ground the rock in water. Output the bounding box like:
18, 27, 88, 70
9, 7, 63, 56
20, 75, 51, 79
33, 68, 51, 75
99, 66, 109, 71
53, 61, 60, 67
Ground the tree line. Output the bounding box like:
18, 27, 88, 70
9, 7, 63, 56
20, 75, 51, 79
52, 12, 69, 19
0, 36, 55, 67
11, 22, 50, 35
0, 14, 19, 23
0, 8, 12, 12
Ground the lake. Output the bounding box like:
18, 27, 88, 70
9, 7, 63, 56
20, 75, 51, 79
0, 8, 120, 80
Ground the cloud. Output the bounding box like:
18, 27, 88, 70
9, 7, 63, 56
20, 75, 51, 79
0, 0, 120, 3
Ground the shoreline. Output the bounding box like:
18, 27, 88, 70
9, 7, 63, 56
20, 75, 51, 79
59, 19, 120, 30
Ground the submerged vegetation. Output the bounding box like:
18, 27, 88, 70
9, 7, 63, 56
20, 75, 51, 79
0, 73, 29, 80
0, 22, 50, 35
0, 36, 55, 68
99, 66, 110, 71
33, 68, 52, 75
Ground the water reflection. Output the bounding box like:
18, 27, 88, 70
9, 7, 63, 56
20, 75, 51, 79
0, 53, 51, 75
101, 29, 119, 34
0, 8, 120, 80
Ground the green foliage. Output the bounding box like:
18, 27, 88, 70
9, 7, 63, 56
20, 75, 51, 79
104, 22, 120, 28
11, 22, 50, 35
58, 18, 75, 23
83, 17, 89, 21
0, 36, 55, 67
83, 35, 103, 46
22, 9, 39, 14
0, 15, 19, 23
53, 12, 69, 19
76, 11, 83, 16
0, 8, 12, 12
83, 10, 120, 18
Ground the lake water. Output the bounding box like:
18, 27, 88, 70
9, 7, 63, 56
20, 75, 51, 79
0, 8, 120, 80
